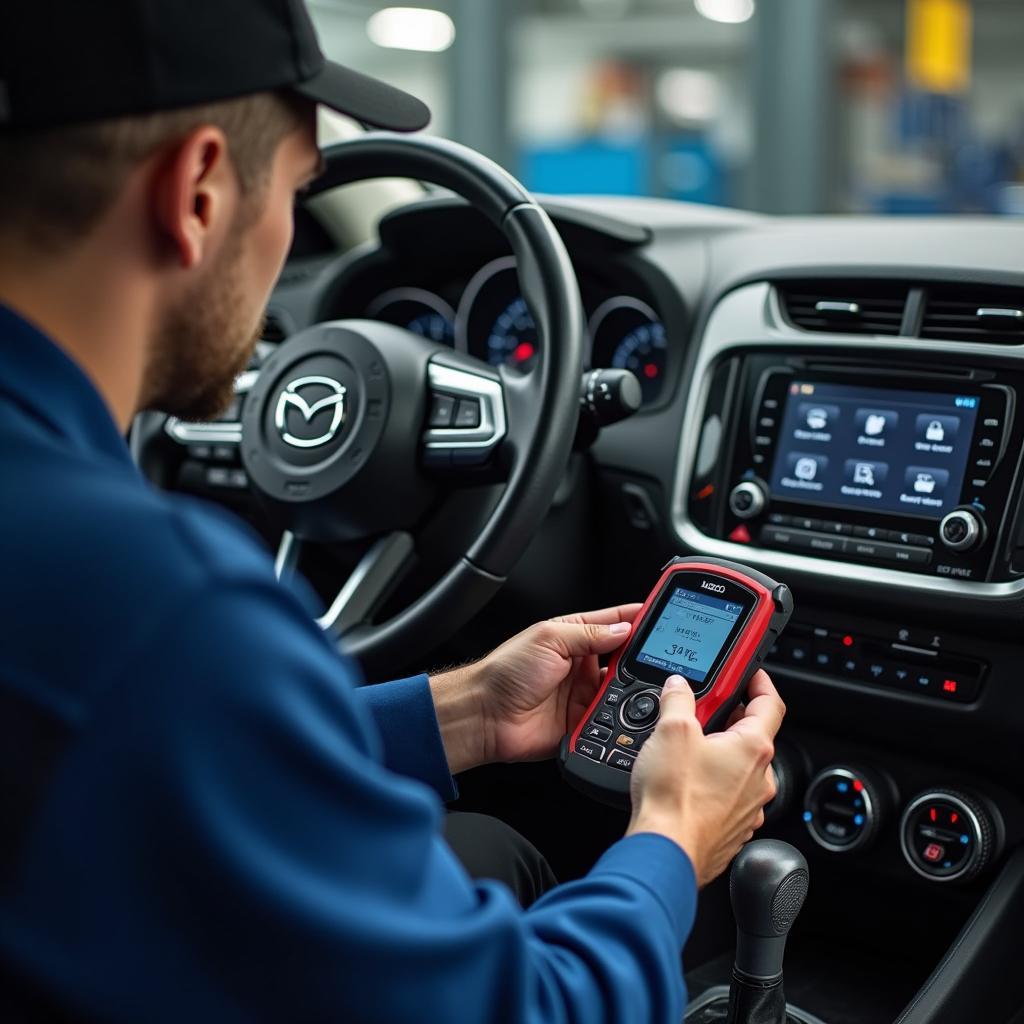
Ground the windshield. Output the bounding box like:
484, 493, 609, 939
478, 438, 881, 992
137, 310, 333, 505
307, 0, 1023, 217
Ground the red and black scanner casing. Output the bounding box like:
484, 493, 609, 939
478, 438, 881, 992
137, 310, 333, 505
559, 556, 793, 806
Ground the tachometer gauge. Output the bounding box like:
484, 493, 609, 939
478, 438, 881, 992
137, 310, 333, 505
457, 256, 539, 373
588, 297, 667, 404
365, 288, 456, 345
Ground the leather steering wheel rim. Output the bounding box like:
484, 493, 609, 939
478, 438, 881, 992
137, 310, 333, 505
290, 133, 585, 675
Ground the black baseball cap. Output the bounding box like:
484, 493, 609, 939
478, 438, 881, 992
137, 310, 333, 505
0, 0, 430, 132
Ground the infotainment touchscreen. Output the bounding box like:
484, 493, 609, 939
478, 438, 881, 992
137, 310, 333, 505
768, 381, 979, 519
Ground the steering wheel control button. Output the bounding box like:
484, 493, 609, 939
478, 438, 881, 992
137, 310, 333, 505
729, 480, 767, 520
900, 791, 997, 883
583, 724, 612, 743
428, 392, 456, 427
622, 691, 660, 729
803, 767, 881, 853
603, 690, 623, 707
595, 710, 615, 727
939, 509, 983, 552
574, 738, 605, 762
453, 398, 482, 429
422, 361, 506, 469
607, 749, 636, 772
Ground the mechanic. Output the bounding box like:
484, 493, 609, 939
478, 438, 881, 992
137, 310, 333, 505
0, 2, 783, 1021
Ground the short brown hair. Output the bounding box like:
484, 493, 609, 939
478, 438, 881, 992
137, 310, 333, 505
0, 90, 309, 254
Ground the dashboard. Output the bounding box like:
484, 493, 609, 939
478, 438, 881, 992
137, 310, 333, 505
170, 190, 1024, 1020
307, 201, 675, 407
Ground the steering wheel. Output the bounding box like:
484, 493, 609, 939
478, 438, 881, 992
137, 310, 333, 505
140, 133, 585, 677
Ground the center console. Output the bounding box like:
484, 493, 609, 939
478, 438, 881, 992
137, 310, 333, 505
667, 280, 1024, 1023
676, 284, 1024, 604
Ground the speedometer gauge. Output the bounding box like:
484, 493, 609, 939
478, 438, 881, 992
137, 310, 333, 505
588, 297, 667, 404
365, 288, 456, 345
457, 256, 539, 373
488, 297, 539, 372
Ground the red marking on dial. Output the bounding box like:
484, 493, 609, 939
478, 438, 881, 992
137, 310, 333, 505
513, 342, 535, 364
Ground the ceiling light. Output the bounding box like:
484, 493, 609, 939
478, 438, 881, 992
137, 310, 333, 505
694, 0, 755, 25
366, 7, 455, 52
656, 68, 721, 124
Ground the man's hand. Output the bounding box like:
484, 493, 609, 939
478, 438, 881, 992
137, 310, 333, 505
429, 605, 641, 773
627, 670, 784, 887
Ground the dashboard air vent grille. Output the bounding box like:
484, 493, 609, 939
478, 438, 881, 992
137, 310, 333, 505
922, 285, 1024, 345
778, 280, 908, 336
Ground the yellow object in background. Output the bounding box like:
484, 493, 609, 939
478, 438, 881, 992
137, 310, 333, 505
906, 0, 972, 94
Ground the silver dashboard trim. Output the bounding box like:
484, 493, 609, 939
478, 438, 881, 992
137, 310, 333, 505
671, 281, 1024, 599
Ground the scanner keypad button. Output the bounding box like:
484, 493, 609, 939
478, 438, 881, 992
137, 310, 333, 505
574, 738, 605, 761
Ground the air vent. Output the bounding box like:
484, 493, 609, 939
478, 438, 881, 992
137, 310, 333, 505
922, 284, 1024, 345
261, 310, 290, 344
778, 280, 908, 336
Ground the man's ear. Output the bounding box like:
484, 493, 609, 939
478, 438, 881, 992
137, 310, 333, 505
152, 125, 236, 269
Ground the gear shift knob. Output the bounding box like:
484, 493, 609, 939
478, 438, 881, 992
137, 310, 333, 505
730, 839, 808, 982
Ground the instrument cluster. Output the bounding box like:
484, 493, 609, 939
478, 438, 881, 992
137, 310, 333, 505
361, 256, 669, 406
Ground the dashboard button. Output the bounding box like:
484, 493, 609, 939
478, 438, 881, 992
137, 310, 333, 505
853, 525, 887, 540
760, 525, 799, 548
892, 531, 934, 547
907, 670, 938, 695
820, 520, 853, 535
784, 638, 811, 666
848, 539, 882, 559
935, 674, 981, 702
889, 545, 932, 566
862, 659, 894, 686
793, 532, 846, 554
812, 648, 835, 671
839, 655, 860, 677
891, 664, 913, 687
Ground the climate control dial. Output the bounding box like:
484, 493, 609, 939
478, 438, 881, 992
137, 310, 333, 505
900, 790, 997, 883
803, 766, 884, 853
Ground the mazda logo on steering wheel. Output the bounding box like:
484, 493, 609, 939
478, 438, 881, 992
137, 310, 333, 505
274, 376, 347, 449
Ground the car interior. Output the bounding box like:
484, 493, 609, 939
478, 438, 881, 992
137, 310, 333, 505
131, 123, 1024, 1024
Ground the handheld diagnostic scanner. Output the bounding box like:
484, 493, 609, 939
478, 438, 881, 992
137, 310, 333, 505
559, 556, 793, 805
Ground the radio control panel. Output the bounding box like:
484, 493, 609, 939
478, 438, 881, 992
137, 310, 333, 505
687, 352, 1024, 584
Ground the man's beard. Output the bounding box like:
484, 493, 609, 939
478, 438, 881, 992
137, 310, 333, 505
142, 232, 264, 422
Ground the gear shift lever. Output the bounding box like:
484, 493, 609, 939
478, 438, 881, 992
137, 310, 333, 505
726, 840, 808, 1024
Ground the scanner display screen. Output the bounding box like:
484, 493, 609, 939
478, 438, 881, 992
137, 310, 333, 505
634, 586, 745, 684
